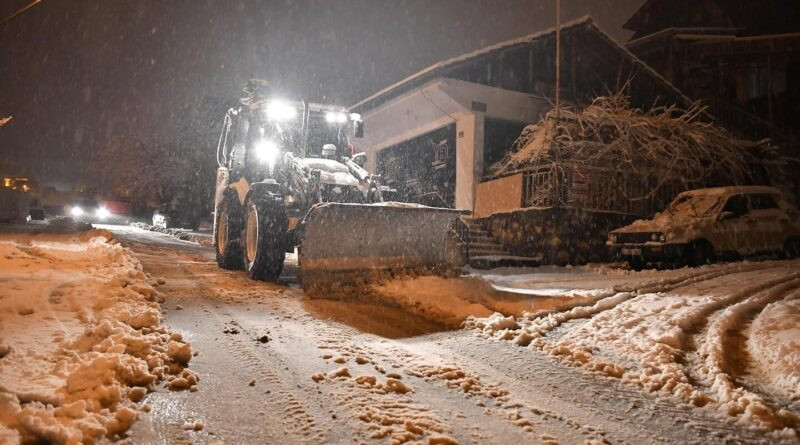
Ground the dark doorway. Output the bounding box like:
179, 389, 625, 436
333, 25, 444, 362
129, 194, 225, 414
377, 124, 456, 207
484, 118, 527, 176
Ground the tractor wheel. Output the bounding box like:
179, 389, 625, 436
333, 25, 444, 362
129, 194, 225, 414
783, 238, 800, 259
215, 196, 243, 270
242, 194, 286, 282
687, 240, 714, 267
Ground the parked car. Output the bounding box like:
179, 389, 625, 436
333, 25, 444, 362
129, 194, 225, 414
608, 186, 800, 269
153, 203, 199, 230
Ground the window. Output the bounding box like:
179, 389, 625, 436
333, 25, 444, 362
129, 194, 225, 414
750, 194, 779, 210
722, 195, 749, 217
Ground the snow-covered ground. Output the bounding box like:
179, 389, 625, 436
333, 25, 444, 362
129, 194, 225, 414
95, 225, 790, 444
421, 261, 800, 439
0, 230, 194, 444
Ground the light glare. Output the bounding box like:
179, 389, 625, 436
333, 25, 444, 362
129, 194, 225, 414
266, 101, 297, 121
255, 139, 280, 163
325, 112, 347, 123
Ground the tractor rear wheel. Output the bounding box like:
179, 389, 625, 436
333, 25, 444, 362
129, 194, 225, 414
215, 196, 243, 270
243, 194, 286, 282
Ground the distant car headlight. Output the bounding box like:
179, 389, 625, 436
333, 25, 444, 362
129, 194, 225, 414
70, 206, 83, 217
96, 207, 110, 219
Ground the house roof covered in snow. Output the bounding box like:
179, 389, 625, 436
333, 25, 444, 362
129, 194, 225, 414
351, 16, 691, 114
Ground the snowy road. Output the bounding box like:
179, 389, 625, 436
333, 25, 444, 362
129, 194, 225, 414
103, 225, 796, 444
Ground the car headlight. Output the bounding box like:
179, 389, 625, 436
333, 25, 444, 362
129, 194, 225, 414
70, 206, 83, 217
96, 207, 110, 219
255, 139, 280, 164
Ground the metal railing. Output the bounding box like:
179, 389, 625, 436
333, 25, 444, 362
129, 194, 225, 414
519, 163, 687, 217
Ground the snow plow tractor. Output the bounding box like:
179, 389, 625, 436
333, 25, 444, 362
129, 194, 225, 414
212, 96, 467, 291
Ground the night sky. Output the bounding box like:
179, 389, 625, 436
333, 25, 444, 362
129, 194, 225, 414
0, 0, 643, 188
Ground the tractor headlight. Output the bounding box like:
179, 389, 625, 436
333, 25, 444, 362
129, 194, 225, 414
255, 139, 280, 164
70, 206, 83, 217
96, 207, 110, 219
266, 100, 297, 121
325, 111, 347, 124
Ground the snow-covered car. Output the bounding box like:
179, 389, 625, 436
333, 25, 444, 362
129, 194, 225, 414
608, 186, 800, 268
152, 204, 199, 230
66, 198, 112, 223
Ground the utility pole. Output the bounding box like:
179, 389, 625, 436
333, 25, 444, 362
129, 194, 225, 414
555, 0, 561, 122
554, 0, 562, 206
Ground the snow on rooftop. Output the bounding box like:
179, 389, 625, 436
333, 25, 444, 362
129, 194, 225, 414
351, 15, 690, 112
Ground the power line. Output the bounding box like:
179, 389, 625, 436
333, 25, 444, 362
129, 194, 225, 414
0, 0, 44, 26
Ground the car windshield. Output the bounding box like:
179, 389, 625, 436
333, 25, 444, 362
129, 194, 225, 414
665, 193, 723, 217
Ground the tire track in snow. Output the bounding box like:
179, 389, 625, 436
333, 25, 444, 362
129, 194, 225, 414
289, 308, 557, 443
205, 301, 330, 443
509, 262, 780, 344
692, 276, 800, 432
435, 331, 773, 444
469, 261, 800, 438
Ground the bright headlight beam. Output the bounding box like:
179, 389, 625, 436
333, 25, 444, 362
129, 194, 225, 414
255, 139, 280, 164
266, 101, 297, 121
96, 207, 110, 219
70, 206, 83, 217
325, 111, 347, 124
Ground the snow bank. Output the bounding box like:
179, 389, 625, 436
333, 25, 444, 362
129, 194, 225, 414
129, 222, 212, 247
0, 233, 193, 444
368, 266, 622, 327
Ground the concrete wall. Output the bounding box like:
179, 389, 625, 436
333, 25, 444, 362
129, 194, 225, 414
355, 78, 549, 211
474, 173, 523, 218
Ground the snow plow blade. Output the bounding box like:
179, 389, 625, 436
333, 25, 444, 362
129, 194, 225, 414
298, 202, 468, 293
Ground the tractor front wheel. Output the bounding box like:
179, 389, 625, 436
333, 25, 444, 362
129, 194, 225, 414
242, 195, 286, 282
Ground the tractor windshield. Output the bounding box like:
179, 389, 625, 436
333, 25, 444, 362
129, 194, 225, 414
305, 114, 348, 158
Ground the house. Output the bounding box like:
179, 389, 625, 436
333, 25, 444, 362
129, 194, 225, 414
623, 0, 800, 153
350, 16, 690, 213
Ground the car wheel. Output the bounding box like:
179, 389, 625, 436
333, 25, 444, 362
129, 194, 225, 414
242, 194, 286, 282
215, 196, 243, 270
783, 238, 800, 259
687, 240, 714, 267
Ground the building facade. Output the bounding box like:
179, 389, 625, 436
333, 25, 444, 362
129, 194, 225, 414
351, 17, 689, 212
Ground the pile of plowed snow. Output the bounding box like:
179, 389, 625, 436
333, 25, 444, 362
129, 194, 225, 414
0, 231, 194, 444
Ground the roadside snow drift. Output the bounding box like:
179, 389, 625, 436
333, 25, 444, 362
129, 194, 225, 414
0, 231, 194, 444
